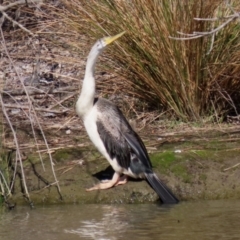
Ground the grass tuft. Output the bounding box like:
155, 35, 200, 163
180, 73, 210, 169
60, 0, 240, 121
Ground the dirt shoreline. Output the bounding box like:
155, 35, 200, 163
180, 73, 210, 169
6, 128, 240, 206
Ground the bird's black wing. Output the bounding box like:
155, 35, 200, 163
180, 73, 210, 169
123, 130, 153, 173
96, 119, 131, 170
95, 98, 151, 172
95, 98, 153, 174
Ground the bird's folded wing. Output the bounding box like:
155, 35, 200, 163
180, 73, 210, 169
124, 131, 152, 170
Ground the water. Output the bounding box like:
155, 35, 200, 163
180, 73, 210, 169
0, 200, 240, 240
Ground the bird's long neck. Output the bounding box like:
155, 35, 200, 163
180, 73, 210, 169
76, 47, 101, 118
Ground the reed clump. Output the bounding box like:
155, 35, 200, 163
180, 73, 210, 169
60, 0, 240, 121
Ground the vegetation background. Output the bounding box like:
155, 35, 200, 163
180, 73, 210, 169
0, 0, 240, 205
60, 0, 240, 121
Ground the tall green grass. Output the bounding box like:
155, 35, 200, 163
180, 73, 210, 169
61, 0, 240, 121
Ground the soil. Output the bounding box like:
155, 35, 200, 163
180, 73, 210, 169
5, 128, 240, 206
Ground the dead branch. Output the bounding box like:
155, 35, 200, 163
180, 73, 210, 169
169, 12, 239, 41
0, 0, 43, 35
0, 0, 42, 12
2, 86, 77, 96
1, 25, 62, 196
0, 11, 34, 35
3, 103, 69, 114
0, 92, 30, 199
36, 144, 87, 154
224, 162, 240, 171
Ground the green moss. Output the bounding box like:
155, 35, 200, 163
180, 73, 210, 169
151, 150, 192, 182
190, 150, 210, 159
150, 151, 177, 170
0, 195, 4, 206
53, 148, 83, 162
171, 164, 191, 183
23, 153, 41, 166
199, 174, 207, 182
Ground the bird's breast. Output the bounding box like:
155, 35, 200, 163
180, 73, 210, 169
83, 108, 113, 160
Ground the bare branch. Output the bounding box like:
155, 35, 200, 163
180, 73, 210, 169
0, 11, 35, 35
169, 15, 238, 41
0, 0, 43, 35
0, 0, 42, 12
0, 25, 62, 197
206, 32, 215, 55
0, 93, 30, 199
3, 103, 69, 114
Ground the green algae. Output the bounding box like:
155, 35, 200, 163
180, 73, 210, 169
150, 151, 176, 169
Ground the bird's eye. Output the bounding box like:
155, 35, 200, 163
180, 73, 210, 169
96, 42, 101, 49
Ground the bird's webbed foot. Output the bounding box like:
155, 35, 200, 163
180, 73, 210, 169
115, 175, 128, 186
86, 173, 128, 191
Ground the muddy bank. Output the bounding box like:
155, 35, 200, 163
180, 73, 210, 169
5, 129, 240, 206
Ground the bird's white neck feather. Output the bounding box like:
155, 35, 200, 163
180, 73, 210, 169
76, 45, 102, 118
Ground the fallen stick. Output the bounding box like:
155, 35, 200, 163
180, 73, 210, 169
4, 103, 69, 114
223, 162, 240, 171
2, 87, 77, 96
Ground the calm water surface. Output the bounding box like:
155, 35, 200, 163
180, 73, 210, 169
0, 200, 240, 240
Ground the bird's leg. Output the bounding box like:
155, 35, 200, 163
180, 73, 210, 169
115, 175, 128, 186
86, 172, 120, 191
100, 179, 110, 183
101, 175, 128, 185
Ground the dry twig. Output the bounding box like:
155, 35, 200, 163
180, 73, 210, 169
170, 13, 240, 41
0, 0, 43, 35
0, 0, 42, 12
169, 6, 240, 54
3, 103, 69, 114
224, 162, 240, 171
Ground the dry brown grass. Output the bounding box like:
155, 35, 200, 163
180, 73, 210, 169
59, 0, 240, 121
0, 0, 75, 205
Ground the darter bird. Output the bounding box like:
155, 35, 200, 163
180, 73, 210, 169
76, 32, 179, 204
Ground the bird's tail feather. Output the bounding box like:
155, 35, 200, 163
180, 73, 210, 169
145, 173, 179, 204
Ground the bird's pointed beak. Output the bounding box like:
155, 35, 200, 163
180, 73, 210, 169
104, 31, 125, 45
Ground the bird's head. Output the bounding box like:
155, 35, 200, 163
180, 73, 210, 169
94, 31, 125, 53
